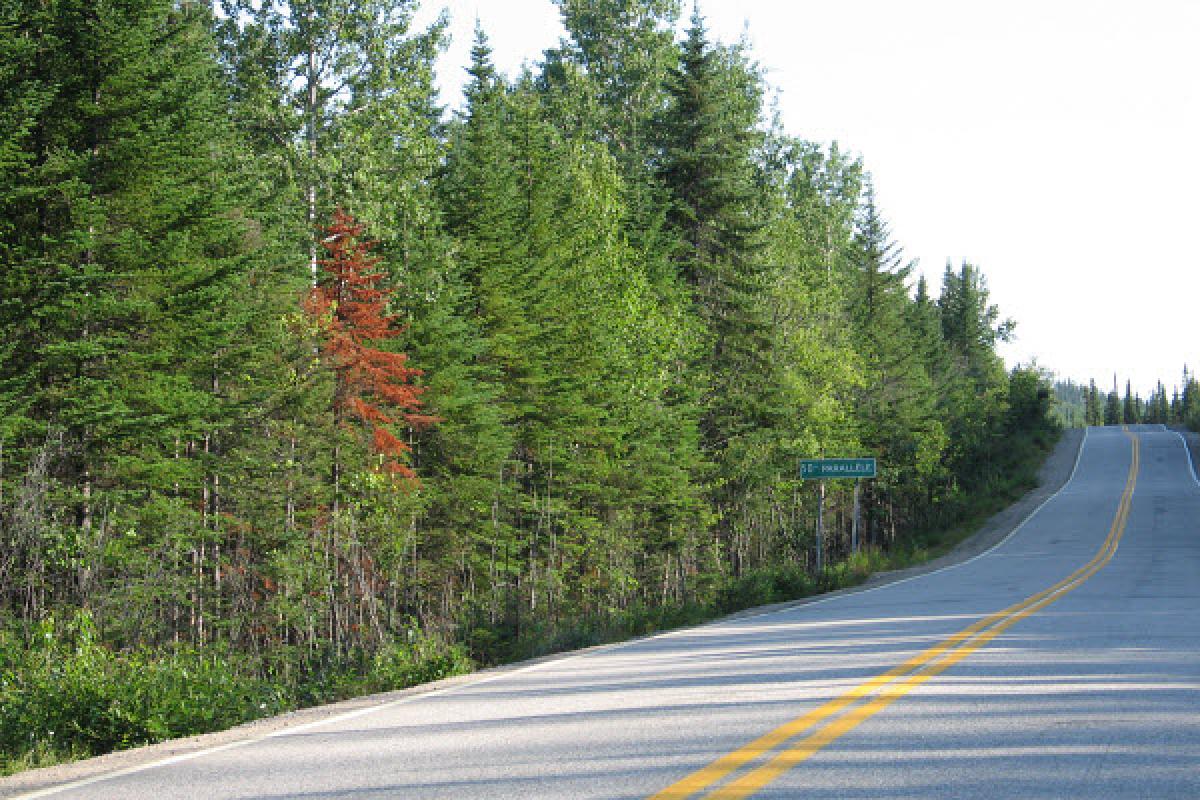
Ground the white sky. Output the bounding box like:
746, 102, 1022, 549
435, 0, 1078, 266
413, 1, 1200, 396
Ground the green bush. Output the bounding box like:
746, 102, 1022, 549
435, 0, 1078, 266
364, 635, 473, 694
0, 613, 471, 775
0, 613, 282, 773
715, 565, 816, 614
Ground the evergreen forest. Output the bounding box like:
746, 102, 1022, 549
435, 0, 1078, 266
1059, 372, 1200, 429
0, 0, 1059, 771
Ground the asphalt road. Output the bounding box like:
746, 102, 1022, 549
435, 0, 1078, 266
9, 425, 1200, 799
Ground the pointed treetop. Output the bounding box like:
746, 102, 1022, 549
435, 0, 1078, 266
465, 21, 498, 99
683, 1, 710, 54
915, 274, 930, 304
854, 180, 904, 276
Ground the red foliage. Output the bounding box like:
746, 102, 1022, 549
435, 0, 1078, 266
306, 209, 435, 480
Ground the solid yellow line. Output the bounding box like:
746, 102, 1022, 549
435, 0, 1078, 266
649, 432, 1138, 800
704, 433, 1139, 799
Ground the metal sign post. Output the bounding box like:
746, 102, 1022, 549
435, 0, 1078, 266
852, 479, 861, 554
816, 480, 825, 572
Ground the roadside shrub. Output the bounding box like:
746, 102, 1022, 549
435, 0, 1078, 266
0, 613, 281, 773
0, 612, 468, 775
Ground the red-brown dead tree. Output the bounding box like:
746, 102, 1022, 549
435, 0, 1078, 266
306, 209, 434, 502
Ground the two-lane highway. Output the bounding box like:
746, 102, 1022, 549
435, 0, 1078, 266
9, 425, 1200, 798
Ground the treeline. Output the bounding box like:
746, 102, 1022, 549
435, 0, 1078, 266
1058, 371, 1200, 428
1, 0, 1055, 767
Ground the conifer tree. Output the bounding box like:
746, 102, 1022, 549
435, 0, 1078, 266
1154, 381, 1170, 424
1104, 377, 1122, 426
659, 8, 766, 352
847, 187, 941, 541
938, 262, 1014, 383
1085, 380, 1104, 426
1122, 380, 1138, 425
1180, 367, 1200, 427
307, 210, 431, 487
936, 262, 1013, 488
0, 0, 284, 641
657, 8, 780, 566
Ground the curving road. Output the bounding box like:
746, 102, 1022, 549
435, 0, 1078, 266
8, 425, 1200, 799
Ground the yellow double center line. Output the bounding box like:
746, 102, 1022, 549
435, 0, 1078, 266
651, 431, 1139, 799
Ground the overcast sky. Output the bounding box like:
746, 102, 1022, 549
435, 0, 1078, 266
413, 1, 1200, 396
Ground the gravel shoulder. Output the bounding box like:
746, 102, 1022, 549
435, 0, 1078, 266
0, 427, 1086, 799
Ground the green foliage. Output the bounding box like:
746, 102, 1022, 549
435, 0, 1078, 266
0, 613, 279, 772
0, 612, 469, 774
1072, 369, 1200, 430
1104, 385, 1122, 425
1051, 379, 1087, 428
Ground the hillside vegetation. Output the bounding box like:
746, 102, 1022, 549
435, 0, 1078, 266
0, 0, 1056, 772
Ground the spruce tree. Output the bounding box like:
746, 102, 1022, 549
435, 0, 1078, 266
1155, 381, 1170, 424
1104, 377, 1122, 426
659, 8, 766, 350
938, 262, 1014, 383
847, 187, 941, 543
936, 262, 1013, 488
307, 210, 431, 485
1085, 380, 1103, 426
1122, 380, 1138, 425
657, 8, 778, 565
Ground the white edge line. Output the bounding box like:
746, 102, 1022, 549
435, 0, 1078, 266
9, 656, 567, 800
10, 426, 1095, 799
1172, 429, 1200, 486
10, 740, 254, 800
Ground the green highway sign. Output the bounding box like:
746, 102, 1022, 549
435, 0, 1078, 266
800, 458, 877, 480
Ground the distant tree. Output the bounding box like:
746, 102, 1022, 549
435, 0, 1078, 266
1051, 379, 1087, 428
1009, 367, 1053, 431
1153, 381, 1170, 424
1085, 380, 1103, 426
1122, 380, 1138, 424
1181, 366, 1200, 427
938, 262, 1014, 382
1103, 377, 1121, 426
